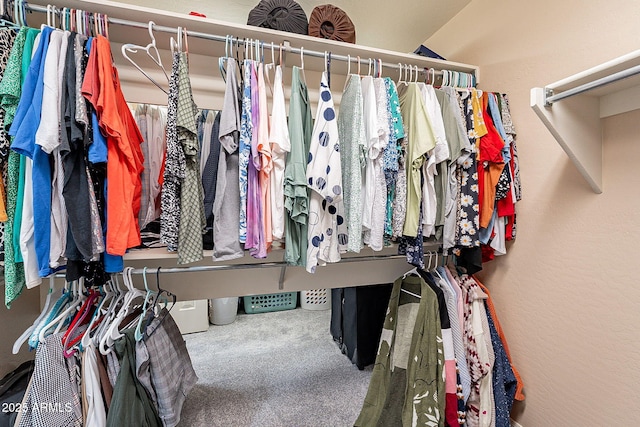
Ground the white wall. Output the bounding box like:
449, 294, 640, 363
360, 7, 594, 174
425, 1, 640, 425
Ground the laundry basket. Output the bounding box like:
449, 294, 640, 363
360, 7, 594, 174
243, 292, 297, 314
300, 289, 331, 311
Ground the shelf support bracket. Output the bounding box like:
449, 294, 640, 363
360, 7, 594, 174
531, 87, 603, 193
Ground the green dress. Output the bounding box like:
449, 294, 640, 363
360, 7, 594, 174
283, 67, 312, 266
0, 27, 34, 307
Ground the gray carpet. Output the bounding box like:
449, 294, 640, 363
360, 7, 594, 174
178, 308, 373, 427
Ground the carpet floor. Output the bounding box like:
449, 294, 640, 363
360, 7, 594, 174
178, 308, 373, 427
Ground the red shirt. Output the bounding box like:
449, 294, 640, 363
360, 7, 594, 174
82, 36, 144, 255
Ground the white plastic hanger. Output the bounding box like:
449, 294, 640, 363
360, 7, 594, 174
38, 280, 86, 343
12, 277, 55, 354
93, 274, 125, 346
99, 267, 145, 355
80, 277, 116, 351
122, 21, 169, 94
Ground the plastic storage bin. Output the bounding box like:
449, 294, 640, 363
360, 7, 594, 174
209, 297, 239, 325
168, 300, 209, 334
243, 292, 297, 314
300, 289, 331, 311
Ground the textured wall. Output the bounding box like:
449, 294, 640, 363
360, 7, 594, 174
425, 0, 640, 425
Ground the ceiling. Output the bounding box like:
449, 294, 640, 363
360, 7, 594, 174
120, 0, 471, 53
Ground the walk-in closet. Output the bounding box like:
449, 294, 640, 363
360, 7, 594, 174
0, 0, 638, 426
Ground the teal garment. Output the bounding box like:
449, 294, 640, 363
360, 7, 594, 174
11, 28, 39, 265
12, 154, 25, 263
355, 275, 445, 427
106, 329, 162, 427
337, 74, 365, 253
283, 67, 312, 266
0, 27, 31, 307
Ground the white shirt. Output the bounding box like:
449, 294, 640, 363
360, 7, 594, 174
363, 78, 390, 251
21, 158, 41, 289
306, 72, 346, 272
360, 76, 379, 231
268, 65, 290, 240
39, 30, 68, 269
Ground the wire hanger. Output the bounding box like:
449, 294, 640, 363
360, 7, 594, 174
122, 21, 169, 94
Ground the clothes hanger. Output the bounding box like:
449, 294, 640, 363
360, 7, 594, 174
93, 274, 125, 347
12, 277, 55, 354
145, 267, 177, 339
62, 288, 102, 357
400, 287, 421, 299
99, 267, 145, 354
218, 35, 231, 82
122, 21, 169, 94
182, 26, 189, 54
102, 13, 109, 39
27, 281, 72, 350
357, 55, 361, 76
38, 280, 86, 343
80, 278, 115, 351
134, 267, 157, 341
299, 46, 306, 82
264, 41, 276, 95
368, 58, 372, 76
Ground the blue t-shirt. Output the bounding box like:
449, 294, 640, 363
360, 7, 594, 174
10, 26, 54, 277
86, 38, 108, 164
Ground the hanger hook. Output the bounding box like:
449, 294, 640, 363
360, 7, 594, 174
324, 51, 328, 73
300, 46, 304, 69
378, 59, 382, 78
368, 58, 372, 76
271, 42, 275, 65
357, 56, 361, 75
143, 266, 150, 292
347, 54, 351, 75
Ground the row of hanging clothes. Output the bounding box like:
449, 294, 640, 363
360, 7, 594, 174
0, 3, 156, 307
11, 267, 197, 427
355, 257, 525, 427
0, 4, 522, 306
172, 35, 522, 275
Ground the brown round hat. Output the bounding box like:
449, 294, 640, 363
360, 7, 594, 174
308, 4, 356, 44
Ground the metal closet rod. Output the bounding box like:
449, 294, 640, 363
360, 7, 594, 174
24, 2, 473, 79
545, 63, 640, 104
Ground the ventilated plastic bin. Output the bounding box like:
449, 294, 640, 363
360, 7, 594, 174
243, 292, 297, 314
300, 289, 331, 311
